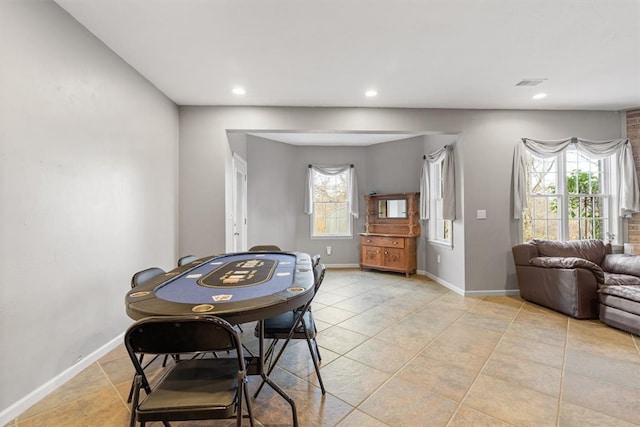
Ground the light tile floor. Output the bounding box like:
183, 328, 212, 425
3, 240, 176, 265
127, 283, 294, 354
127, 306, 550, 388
6, 269, 640, 426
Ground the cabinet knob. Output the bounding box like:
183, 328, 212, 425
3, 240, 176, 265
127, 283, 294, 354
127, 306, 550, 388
367, 239, 372, 243
393, 241, 398, 245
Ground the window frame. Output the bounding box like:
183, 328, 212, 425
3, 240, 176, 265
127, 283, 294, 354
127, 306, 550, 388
523, 149, 615, 242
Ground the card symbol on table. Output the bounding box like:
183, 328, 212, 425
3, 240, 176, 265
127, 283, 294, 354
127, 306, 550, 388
212, 294, 233, 301
276, 272, 291, 276
186, 274, 202, 279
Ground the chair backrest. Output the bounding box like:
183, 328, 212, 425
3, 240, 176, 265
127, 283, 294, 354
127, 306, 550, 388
131, 267, 165, 289
311, 254, 321, 268
177, 255, 198, 266
249, 244, 281, 251
125, 316, 243, 369
313, 263, 326, 293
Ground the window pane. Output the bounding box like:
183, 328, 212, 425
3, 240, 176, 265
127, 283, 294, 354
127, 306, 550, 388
428, 159, 452, 244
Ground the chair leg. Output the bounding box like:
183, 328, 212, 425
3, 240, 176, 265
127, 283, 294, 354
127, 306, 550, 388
128, 353, 162, 403
130, 375, 142, 427
302, 321, 325, 395
243, 378, 255, 427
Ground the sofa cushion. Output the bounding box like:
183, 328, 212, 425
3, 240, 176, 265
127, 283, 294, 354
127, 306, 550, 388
599, 284, 640, 303
602, 273, 640, 286
602, 254, 640, 276
532, 239, 607, 266
529, 256, 605, 283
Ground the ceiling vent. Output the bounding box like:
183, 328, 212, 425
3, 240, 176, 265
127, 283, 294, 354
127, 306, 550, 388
516, 78, 547, 86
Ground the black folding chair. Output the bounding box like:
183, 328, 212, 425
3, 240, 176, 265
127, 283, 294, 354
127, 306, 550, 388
127, 267, 166, 403
125, 315, 254, 427
249, 245, 282, 251
254, 263, 326, 397
177, 255, 198, 266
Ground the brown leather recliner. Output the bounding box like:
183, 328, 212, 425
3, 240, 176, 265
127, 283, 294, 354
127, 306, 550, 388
512, 239, 611, 319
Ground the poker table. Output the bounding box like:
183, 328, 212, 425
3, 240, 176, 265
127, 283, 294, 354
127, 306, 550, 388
125, 251, 315, 427
126, 251, 315, 325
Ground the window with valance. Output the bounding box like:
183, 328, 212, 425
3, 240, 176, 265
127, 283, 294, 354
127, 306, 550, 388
304, 164, 358, 237
512, 137, 640, 241
420, 145, 455, 244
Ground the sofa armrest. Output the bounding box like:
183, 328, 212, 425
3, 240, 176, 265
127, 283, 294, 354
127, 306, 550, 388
512, 243, 538, 266
529, 256, 605, 283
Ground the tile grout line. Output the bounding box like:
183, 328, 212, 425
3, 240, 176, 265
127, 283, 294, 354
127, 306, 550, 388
555, 316, 571, 427
445, 297, 525, 427
96, 359, 132, 415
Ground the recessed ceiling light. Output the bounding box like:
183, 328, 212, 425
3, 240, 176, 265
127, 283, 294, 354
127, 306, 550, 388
232, 87, 246, 95
532, 93, 547, 100
365, 90, 378, 97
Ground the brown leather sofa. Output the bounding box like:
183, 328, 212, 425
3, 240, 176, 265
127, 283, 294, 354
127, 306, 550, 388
512, 240, 640, 335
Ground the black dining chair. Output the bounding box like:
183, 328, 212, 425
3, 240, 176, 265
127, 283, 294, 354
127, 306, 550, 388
125, 315, 254, 427
253, 263, 326, 397
177, 255, 198, 266
131, 267, 166, 288
248, 245, 281, 251
127, 267, 167, 403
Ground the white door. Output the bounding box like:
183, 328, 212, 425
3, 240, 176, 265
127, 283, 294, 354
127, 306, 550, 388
232, 154, 248, 252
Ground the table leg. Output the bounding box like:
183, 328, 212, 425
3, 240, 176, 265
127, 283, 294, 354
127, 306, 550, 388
257, 320, 299, 427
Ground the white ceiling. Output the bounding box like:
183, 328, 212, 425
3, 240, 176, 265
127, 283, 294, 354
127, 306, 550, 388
247, 131, 426, 146
54, 0, 640, 112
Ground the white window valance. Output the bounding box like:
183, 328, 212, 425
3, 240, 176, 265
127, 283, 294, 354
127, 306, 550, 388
512, 137, 640, 219
419, 145, 456, 220
304, 164, 359, 218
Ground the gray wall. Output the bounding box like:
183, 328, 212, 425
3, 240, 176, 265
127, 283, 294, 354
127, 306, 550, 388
0, 0, 179, 412
246, 136, 425, 264
246, 135, 298, 251
178, 107, 623, 296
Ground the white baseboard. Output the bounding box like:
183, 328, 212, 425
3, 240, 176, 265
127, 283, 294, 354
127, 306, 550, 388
324, 263, 360, 269
421, 270, 465, 295
421, 270, 520, 297
464, 289, 521, 297
0, 333, 124, 426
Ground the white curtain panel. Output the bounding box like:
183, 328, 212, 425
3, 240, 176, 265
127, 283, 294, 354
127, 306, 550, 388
420, 145, 456, 221
512, 137, 640, 220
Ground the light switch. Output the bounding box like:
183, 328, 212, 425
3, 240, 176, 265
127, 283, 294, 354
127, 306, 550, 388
477, 209, 487, 219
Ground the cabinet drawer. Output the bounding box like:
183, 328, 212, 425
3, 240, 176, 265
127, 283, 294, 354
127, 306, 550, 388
360, 236, 405, 249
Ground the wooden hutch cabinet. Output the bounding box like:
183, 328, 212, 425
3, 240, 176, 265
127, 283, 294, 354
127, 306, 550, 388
359, 192, 420, 277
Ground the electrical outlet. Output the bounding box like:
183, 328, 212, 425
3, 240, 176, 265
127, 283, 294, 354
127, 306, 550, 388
326, 246, 332, 255
437, 255, 441, 263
